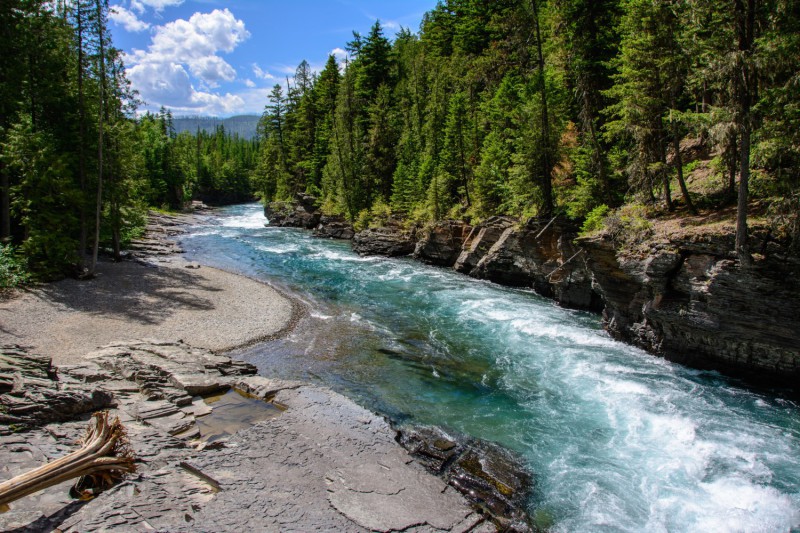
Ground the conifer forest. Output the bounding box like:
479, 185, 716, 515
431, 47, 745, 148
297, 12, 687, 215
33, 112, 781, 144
1, 0, 798, 280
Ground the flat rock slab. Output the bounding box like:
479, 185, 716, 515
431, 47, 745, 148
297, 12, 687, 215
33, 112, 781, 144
327, 461, 482, 532
0, 342, 492, 532
183, 386, 486, 532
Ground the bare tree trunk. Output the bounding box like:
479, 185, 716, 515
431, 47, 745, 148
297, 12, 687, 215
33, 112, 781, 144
90, 0, 106, 275
734, 0, 755, 265
672, 122, 696, 214
736, 125, 751, 262
728, 133, 738, 200
77, 2, 87, 265
0, 412, 134, 507
659, 136, 674, 212
532, 0, 553, 217
0, 161, 9, 242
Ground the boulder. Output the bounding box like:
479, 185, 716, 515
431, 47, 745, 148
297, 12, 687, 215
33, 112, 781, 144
314, 215, 355, 240
414, 221, 472, 267
352, 221, 416, 257
265, 193, 321, 229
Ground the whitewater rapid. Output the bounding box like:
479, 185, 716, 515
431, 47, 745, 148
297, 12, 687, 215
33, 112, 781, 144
181, 204, 800, 533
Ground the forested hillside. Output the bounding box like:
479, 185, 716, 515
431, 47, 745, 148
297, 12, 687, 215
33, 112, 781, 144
1, 0, 798, 284
172, 115, 260, 140
0, 1, 257, 281
255, 0, 798, 259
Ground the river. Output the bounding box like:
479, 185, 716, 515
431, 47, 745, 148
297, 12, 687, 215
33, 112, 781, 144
181, 203, 800, 532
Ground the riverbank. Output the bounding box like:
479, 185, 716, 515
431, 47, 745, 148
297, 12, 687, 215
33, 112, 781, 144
0, 258, 298, 365
267, 195, 800, 387
1, 210, 530, 531
1, 342, 493, 532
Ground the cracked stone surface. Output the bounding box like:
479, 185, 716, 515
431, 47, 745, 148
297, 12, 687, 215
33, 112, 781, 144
0, 342, 493, 532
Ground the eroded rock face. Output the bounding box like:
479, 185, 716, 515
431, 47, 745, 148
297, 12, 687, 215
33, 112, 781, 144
352, 222, 416, 257
456, 217, 600, 310
581, 235, 800, 383
314, 214, 355, 240
397, 425, 534, 532
414, 221, 473, 266
454, 217, 516, 274
265, 193, 321, 229
0, 346, 113, 431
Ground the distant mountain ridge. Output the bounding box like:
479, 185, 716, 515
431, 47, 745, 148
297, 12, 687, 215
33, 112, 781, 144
172, 115, 260, 140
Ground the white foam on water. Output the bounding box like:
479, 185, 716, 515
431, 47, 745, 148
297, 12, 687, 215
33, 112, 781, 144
255, 243, 300, 255
220, 210, 267, 229
651, 477, 800, 533
311, 249, 380, 263
182, 228, 223, 238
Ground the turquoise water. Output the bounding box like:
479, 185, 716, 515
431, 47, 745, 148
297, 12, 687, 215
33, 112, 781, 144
182, 203, 800, 532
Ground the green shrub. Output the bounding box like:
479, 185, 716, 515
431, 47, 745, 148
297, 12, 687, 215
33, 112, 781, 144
603, 203, 654, 249
0, 244, 31, 289
580, 204, 610, 235
354, 209, 372, 231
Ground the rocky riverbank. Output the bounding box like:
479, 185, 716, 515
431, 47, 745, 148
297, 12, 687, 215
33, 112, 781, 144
0, 207, 306, 365
1, 209, 535, 531
1, 341, 532, 532
265, 195, 800, 385
580, 228, 800, 385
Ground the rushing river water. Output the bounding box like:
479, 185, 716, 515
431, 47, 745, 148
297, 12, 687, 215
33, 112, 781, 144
182, 203, 800, 532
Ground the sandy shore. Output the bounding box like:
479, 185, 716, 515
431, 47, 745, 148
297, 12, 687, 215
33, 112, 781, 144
0, 258, 298, 365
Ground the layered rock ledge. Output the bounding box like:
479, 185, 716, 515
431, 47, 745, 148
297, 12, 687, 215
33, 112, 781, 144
580, 233, 800, 384
264, 196, 799, 384
1, 342, 531, 532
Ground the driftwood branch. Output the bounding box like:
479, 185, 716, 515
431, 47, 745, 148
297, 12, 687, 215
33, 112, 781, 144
534, 215, 559, 240
0, 411, 136, 506
546, 248, 585, 280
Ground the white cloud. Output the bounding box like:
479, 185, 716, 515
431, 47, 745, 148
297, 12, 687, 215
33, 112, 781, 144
131, 0, 183, 13
189, 55, 236, 87
109, 5, 150, 32
126, 9, 251, 115
244, 79, 256, 88
130, 9, 249, 70
252, 63, 275, 80
127, 61, 193, 106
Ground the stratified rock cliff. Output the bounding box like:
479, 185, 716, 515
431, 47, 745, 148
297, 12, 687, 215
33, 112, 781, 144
470, 218, 601, 311
580, 233, 800, 383
352, 219, 416, 257
414, 221, 472, 266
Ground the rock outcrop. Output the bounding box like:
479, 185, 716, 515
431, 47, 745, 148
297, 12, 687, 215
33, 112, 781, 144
414, 221, 472, 266
581, 234, 800, 383
313, 214, 355, 240
265, 193, 321, 229
397, 425, 534, 532
0, 346, 113, 431
454, 217, 516, 274
1, 341, 508, 532
352, 220, 416, 257
470, 218, 601, 310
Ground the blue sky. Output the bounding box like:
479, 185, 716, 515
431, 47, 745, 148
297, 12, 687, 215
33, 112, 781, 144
109, 0, 436, 117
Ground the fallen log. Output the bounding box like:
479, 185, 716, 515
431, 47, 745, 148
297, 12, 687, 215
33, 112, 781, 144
0, 411, 136, 506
